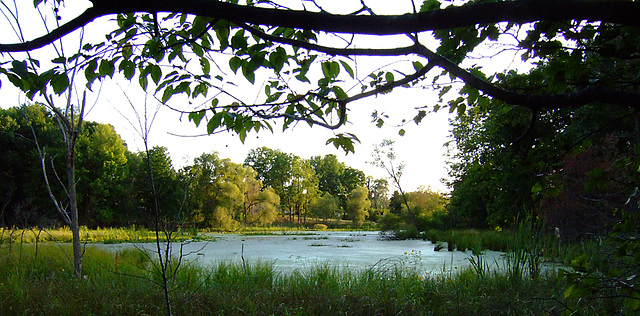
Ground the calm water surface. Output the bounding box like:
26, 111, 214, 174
95, 231, 507, 275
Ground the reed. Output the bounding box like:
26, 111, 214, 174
0, 226, 205, 245
0, 242, 627, 315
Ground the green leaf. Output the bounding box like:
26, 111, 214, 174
458, 103, 467, 116
122, 43, 133, 60
438, 85, 452, 100
139, 74, 148, 91
241, 61, 256, 84
564, 282, 588, 299
192, 43, 204, 57
231, 30, 247, 50
414, 110, 427, 124
340, 60, 355, 79
5, 73, 24, 90
84, 59, 98, 83
398, 128, 406, 136
385, 72, 395, 83
325, 133, 359, 154
119, 60, 136, 80
332, 86, 348, 100
412, 61, 423, 72
161, 86, 174, 103
191, 16, 209, 38
215, 23, 230, 50
200, 58, 211, 75
150, 65, 162, 84
189, 110, 207, 127
420, 0, 440, 12
51, 72, 69, 95
98, 59, 115, 78
269, 47, 286, 72
229, 57, 242, 73
10, 60, 28, 78
295, 74, 310, 83
243, 70, 255, 84
330, 61, 340, 78
467, 88, 479, 105
52, 57, 66, 64
321, 61, 340, 79
207, 116, 218, 134
192, 83, 208, 98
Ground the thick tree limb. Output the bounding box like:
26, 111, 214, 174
0, 8, 99, 53
414, 45, 640, 109
235, 23, 640, 110
2, 0, 640, 53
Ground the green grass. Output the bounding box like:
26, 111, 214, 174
0, 243, 631, 315
0, 216, 377, 246
236, 217, 378, 232
424, 226, 602, 266
0, 226, 207, 245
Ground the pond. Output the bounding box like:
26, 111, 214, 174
94, 231, 511, 275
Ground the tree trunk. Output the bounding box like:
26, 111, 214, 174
67, 139, 82, 278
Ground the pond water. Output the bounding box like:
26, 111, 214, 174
94, 231, 511, 275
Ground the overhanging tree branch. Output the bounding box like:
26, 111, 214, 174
414, 45, 640, 109
237, 22, 640, 111
2, 0, 640, 53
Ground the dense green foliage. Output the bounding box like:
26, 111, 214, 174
346, 186, 370, 228
445, 93, 638, 234
310, 154, 366, 216
379, 187, 448, 234
1, 105, 380, 230
0, 104, 62, 226
440, 15, 640, 310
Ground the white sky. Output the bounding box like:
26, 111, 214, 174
86, 80, 455, 193
1, 0, 528, 193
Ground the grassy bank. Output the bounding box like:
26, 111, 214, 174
416, 223, 600, 266
0, 244, 630, 315
0, 226, 206, 244
0, 218, 377, 245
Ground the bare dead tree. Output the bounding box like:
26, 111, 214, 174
115, 89, 206, 316
370, 139, 419, 233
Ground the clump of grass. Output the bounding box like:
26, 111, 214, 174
312, 223, 328, 230
303, 236, 328, 240
426, 229, 507, 252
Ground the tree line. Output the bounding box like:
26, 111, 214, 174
1, 104, 450, 230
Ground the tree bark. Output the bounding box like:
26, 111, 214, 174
67, 132, 82, 279
3, 0, 640, 53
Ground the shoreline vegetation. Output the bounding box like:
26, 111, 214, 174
0, 218, 379, 245
0, 224, 626, 314
0, 240, 625, 315
0, 224, 596, 265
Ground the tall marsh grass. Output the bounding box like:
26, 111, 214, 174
425, 222, 599, 267
0, 241, 629, 315
0, 226, 203, 245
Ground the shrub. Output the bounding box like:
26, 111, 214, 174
312, 224, 328, 230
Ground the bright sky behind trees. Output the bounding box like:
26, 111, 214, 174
0, 0, 461, 192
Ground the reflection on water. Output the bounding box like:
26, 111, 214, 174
94, 231, 509, 275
